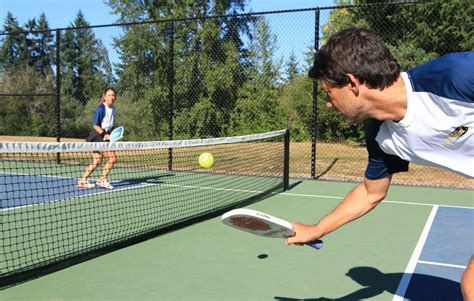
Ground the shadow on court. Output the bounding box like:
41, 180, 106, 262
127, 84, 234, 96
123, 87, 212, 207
123, 172, 174, 184
288, 180, 303, 190
274, 266, 462, 301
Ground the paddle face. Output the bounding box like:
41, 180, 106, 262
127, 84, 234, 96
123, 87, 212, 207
109, 126, 124, 142
221, 208, 323, 250
221, 209, 294, 238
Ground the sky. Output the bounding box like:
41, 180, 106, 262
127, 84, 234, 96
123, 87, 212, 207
0, 0, 335, 29
0, 0, 336, 71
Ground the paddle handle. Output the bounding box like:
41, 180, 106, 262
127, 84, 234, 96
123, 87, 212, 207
306, 239, 323, 250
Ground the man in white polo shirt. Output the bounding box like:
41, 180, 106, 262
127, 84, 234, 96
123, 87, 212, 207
286, 28, 473, 299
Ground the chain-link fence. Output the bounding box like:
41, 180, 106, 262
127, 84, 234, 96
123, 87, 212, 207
0, 2, 472, 188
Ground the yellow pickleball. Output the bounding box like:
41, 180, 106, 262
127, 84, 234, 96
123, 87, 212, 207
199, 152, 214, 169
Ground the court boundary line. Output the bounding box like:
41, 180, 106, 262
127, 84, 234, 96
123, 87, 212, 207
4, 182, 471, 212
0, 171, 79, 180
3, 171, 472, 210
279, 192, 474, 209
0, 180, 265, 212
392, 205, 439, 301
154, 183, 261, 193
418, 260, 466, 269
126, 184, 474, 210
0, 181, 148, 212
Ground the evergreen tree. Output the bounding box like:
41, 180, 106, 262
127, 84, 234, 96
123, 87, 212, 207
31, 13, 54, 75
230, 17, 285, 135
1, 13, 54, 74
61, 10, 112, 105
285, 52, 300, 82
308, 1, 471, 142
0, 12, 56, 136
0, 12, 24, 71
107, 0, 249, 139
353, 0, 473, 55
60, 11, 113, 137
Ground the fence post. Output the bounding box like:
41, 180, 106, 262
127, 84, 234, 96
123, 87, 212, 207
167, 21, 175, 171
55, 29, 61, 164
284, 129, 290, 191
311, 9, 320, 179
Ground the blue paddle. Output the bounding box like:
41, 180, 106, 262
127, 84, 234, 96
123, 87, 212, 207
109, 126, 124, 142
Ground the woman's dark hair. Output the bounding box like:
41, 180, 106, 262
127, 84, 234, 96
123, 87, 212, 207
309, 28, 400, 89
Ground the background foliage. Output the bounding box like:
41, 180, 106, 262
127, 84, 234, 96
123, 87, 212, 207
0, 1, 472, 187
1, 1, 472, 142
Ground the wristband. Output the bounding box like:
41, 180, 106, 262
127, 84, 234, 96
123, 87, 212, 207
99, 131, 106, 137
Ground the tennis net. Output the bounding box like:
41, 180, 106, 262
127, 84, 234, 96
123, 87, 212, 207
0, 129, 289, 285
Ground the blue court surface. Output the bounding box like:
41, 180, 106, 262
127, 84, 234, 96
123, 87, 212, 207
0, 173, 144, 210
394, 206, 473, 301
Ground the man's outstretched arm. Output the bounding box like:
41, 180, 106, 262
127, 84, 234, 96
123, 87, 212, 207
286, 176, 392, 245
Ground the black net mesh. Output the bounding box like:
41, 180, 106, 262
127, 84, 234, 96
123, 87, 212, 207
0, 130, 288, 280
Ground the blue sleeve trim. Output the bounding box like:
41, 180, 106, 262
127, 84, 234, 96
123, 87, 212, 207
365, 119, 409, 180
407, 52, 474, 103
92, 104, 105, 126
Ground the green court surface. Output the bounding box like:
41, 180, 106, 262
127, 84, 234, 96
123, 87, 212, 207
1, 180, 472, 300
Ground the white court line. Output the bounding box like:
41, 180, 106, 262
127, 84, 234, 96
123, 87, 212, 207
4, 181, 473, 212
418, 260, 466, 269
392, 205, 439, 301
4, 169, 472, 211
155, 183, 261, 194
3, 171, 472, 209
0, 182, 148, 212
280, 192, 344, 199
0, 181, 262, 212
142, 185, 474, 209
280, 192, 474, 209
1, 171, 78, 180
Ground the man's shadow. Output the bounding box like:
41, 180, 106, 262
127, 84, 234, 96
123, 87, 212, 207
275, 266, 463, 301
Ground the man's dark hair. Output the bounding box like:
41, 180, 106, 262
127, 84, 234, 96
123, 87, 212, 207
309, 28, 401, 89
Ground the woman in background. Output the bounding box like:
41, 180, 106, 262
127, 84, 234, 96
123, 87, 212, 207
77, 87, 118, 190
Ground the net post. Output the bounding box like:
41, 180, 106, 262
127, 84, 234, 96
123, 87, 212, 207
283, 129, 290, 191
55, 29, 62, 164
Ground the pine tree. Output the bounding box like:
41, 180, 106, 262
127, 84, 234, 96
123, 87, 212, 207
285, 52, 300, 82
61, 10, 112, 105
31, 13, 54, 75
59, 11, 113, 137
230, 17, 285, 135
0, 12, 24, 71
107, 0, 249, 139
